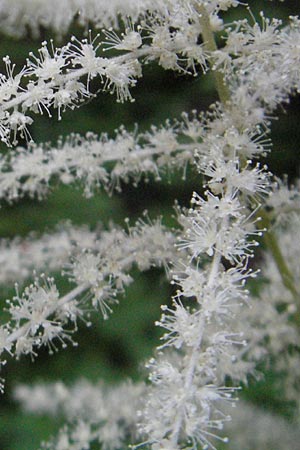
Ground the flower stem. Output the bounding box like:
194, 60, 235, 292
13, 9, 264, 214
197, 5, 231, 105
259, 209, 299, 299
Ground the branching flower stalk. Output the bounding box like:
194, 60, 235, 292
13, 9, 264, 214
0, 1, 299, 450
139, 7, 270, 450
199, 1, 299, 304
0, 219, 177, 374
168, 250, 222, 449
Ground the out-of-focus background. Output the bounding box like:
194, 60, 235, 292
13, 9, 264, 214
0, 1, 299, 449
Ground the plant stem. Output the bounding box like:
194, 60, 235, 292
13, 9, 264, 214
259, 210, 298, 299
197, 5, 231, 105
169, 251, 221, 448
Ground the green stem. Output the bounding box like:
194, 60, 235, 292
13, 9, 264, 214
259, 210, 298, 299
197, 5, 231, 105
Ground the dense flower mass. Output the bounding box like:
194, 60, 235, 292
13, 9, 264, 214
0, 218, 176, 376
0, 1, 299, 450
0, 122, 195, 201
15, 380, 145, 450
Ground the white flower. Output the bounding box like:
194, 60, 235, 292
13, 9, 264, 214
0, 2, 299, 450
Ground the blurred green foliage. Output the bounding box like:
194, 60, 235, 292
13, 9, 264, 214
0, 1, 299, 449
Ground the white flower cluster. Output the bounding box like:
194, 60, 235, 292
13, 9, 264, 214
0, 1, 299, 450
244, 211, 300, 404
218, 15, 300, 109
15, 379, 145, 450
0, 219, 176, 392
0, 223, 98, 283
139, 98, 270, 449
0, 1, 228, 146
0, 121, 195, 201
225, 399, 300, 450
15, 383, 300, 450
0, 0, 243, 38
